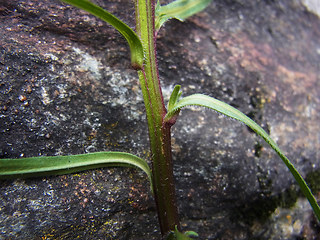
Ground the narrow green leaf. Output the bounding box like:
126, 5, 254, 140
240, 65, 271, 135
165, 94, 320, 221
0, 152, 153, 188
61, 0, 144, 69
168, 226, 198, 240
155, 0, 212, 30
167, 85, 182, 112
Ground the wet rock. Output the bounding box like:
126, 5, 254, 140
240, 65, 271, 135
0, 0, 319, 239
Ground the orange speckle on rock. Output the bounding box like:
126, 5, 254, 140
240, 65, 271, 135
19, 95, 27, 102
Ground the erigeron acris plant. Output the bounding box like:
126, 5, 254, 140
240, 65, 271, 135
1, 0, 319, 239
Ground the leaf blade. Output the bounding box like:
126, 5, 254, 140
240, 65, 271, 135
0, 152, 153, 187
155, 0, 212, 29
61, 0, 144, 69
165, 93, 320, 221
167, 85, 182, 112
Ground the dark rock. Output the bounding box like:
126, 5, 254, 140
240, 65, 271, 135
0, 0, 319, 239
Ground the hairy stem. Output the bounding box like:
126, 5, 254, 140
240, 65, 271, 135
135, 0, 180, 236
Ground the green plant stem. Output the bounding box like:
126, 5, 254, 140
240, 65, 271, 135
135, 0, 180, 236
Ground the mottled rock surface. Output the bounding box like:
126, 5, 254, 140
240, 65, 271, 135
0, 0, 319, 239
